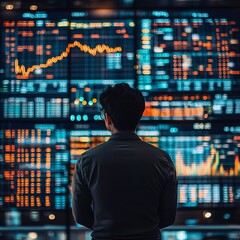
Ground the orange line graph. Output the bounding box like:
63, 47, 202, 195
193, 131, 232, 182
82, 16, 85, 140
176, 148, 240, 176
15, 41, 122, 77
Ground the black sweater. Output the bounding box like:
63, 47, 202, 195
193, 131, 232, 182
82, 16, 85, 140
72, 132, 177, 240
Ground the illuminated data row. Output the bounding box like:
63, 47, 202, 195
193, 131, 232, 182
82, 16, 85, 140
1, 97, 69, 118
1, 10, 239, 87
178, 183, 240, 207
0, 80, 68, 94
143, 93, 240, 120
2, 81, 240, 120
1, 122, 240, 208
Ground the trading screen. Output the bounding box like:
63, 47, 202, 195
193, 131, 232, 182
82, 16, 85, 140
0, 10, 240, 212
137, 11, 240, 120
1, 12, 69, 119
0, 123, 68, 209
70, 11, 135, 121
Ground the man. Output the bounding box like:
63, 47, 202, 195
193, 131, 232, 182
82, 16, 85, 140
72, 83, 177, 240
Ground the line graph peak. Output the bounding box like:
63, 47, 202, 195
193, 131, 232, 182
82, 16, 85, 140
15, 41, 122, 77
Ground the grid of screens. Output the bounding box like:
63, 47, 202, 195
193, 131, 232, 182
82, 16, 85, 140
0, 10, 240, 210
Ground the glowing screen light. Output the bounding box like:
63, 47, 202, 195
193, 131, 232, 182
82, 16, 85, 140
0, 10, 239, 210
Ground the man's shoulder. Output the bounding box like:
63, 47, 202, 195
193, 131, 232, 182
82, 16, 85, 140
77, 142, 109, 169
141, 140, 170, 158
140, 141, 174, 170
81, 142, 109, 159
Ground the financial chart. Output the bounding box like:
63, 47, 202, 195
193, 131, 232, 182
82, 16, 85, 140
138, 123, 240, 207
70, 11, 135, 121
137, 11, 240, 120
0, 12, 69, 119
0, 123, 68, 209
137, 11, 240, 92
0, 9, 240, 210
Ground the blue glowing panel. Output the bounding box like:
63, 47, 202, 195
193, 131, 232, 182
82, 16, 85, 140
137, 122, 240, 207
137, 10, 240, 120
137, 10, 240, 91
0, 80, 69, 119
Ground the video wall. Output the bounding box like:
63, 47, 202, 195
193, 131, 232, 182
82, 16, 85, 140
0, 10, 240, 211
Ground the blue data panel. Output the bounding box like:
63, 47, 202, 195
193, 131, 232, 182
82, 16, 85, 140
137, 10, 240, 91
0, 80, 69, 119
70, 11, 134, 80
137, 122, 240, 207
0, 123, 69, 210
137, 10, 240, 120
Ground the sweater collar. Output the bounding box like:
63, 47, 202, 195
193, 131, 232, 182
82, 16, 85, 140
108, 131, 141, 141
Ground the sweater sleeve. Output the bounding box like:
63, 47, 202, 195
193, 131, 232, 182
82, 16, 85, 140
158, 153, 178, 229
72, 156, 94, 229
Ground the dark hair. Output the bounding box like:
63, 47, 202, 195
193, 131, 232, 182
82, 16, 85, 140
99, 83, 145, 131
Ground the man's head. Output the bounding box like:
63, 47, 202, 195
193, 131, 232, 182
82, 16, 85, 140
99, 83, 145, 132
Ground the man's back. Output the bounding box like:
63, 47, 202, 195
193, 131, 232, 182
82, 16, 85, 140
72, 131, 177, 240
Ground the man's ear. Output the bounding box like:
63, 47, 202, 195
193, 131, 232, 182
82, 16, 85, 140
105, 113, 115, 132
105, 113, 113, 126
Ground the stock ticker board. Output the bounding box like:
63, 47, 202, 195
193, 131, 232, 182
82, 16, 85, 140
0, 10, 240, 209
0, 123, 68, 209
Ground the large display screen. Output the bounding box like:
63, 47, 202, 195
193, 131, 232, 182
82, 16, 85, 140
0, 9, 240, 211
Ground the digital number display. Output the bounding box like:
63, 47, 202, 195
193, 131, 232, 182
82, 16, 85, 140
0, 124, 69, 209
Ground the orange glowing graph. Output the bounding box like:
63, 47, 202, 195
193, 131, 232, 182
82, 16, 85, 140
15, 41, 122, 77
176, 148, 240, 176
